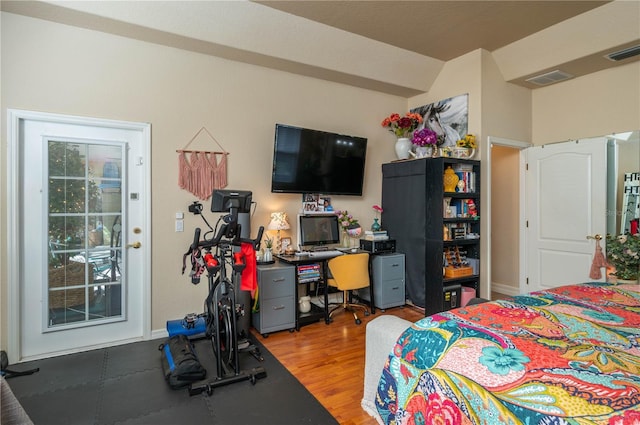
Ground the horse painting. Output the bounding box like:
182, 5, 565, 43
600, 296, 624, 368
411, 94, 468, 148
420, 103, 460, 147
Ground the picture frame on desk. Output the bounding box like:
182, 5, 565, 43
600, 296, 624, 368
281, 237, 291, 252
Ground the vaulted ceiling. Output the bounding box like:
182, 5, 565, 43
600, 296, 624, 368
2, 1, 639, 97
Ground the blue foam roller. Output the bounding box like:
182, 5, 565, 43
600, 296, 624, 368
167, 316, 206, 338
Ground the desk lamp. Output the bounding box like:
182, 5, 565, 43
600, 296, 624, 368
267, 212, 290, 254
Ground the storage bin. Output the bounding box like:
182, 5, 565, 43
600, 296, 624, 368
461, 286, 476, 307
444, 266, 473, 278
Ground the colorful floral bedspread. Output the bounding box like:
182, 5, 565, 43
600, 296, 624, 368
376, 283, 640, 424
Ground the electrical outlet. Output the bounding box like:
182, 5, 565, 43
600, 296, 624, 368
175, 220, 184, 232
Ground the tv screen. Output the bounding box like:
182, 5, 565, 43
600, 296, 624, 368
299, 214, 340, 247
271, 124, 367, 196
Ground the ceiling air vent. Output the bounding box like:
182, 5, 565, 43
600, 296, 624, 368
605, 44, 640, 62
525, 70, 574, 86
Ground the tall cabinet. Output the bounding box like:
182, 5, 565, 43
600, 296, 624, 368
382, 157, 480, 316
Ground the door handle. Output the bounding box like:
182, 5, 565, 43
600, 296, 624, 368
586, 234, 602, 240
126, 241, 142, 249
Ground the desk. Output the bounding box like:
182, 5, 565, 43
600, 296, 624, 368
276, 250, 375, 328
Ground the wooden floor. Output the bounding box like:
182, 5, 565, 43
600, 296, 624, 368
252, 293, 509, 424
251, 303, 424, 425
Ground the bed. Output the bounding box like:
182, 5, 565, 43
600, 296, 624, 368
368, 282, 640, 424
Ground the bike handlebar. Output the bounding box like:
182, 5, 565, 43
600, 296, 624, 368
191, 227, 202, 250
191, 225, 264, 251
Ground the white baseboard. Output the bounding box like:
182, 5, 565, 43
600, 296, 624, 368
151, 328, 169, 340
491, 282, 520, 297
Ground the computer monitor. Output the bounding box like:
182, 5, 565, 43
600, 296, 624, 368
298, 214, 340, 248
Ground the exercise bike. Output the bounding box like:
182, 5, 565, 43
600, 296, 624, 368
184, 191, 266, 396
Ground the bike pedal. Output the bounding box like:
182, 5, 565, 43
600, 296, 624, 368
251, 367, 267, 380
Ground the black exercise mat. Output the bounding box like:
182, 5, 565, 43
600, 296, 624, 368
8, 337, 338, 425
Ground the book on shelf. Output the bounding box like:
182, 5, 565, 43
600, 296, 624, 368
297, 264, 320, 270
298, 277, 321, 283
452, 164, 476, 193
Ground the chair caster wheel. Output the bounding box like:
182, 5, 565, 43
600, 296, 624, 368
355, 319, 362, 325
364, 311, 370, 316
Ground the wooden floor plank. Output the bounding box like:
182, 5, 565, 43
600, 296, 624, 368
252, 304, 424, 424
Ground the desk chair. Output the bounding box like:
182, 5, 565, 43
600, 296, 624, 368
326, 252, 370, 325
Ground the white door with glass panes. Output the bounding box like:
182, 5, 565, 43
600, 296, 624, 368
8, 110, 150, 361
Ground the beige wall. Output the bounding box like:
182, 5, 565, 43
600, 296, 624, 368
532, 63, 640, 145
2, 11, 639, 349
0, 12, 406, 345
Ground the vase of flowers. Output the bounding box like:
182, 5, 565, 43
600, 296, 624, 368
336, 210, 360, 248
606, 233, 640, 282
454, 134, 477, 159
381, 112, 423, 160
412, 128, 438, 158
371, 205, 383, 231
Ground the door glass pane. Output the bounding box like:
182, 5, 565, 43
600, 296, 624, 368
47, 140, 124, 328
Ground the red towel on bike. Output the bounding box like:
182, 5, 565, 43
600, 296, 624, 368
240, 242, 257, 295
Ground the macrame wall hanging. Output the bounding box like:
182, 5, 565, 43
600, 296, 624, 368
177, 126, 229, 200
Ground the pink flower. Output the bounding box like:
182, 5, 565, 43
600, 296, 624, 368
373, 205, 383, 213
412, 128, 438, 147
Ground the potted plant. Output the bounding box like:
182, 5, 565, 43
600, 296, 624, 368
263, 236, 274, 262
606, 233, 640, 283
411, 128, 438, 158
453, 134, 477, 159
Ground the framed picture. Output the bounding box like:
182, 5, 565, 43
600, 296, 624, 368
302, 193, 319, 212
281, 237, 291, 252
318, 196, 332, 212
303, 202, 318, 212
411, 93, 468, 148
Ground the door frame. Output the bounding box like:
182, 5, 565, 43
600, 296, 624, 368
485, 136, 532, 298
6, 109, 152, 362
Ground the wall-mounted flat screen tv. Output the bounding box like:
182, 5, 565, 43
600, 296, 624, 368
270, 124, 367, 196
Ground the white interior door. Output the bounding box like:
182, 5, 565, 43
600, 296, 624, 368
8, 110, 151, 361
525, 138, 607, 293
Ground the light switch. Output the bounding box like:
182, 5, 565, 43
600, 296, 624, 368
175, 220, 184, 232
175, 212, 184, 219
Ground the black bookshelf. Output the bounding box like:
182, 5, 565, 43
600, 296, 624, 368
382, 157, 480, 315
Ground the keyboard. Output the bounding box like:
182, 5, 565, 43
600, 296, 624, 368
307, 250, 344, 259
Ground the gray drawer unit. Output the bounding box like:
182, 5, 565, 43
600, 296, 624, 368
359, 253, 405, 310
252, 263, 296, 336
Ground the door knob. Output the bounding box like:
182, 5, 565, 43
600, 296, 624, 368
126, 241, 142, 249
586, 234, 602, 240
